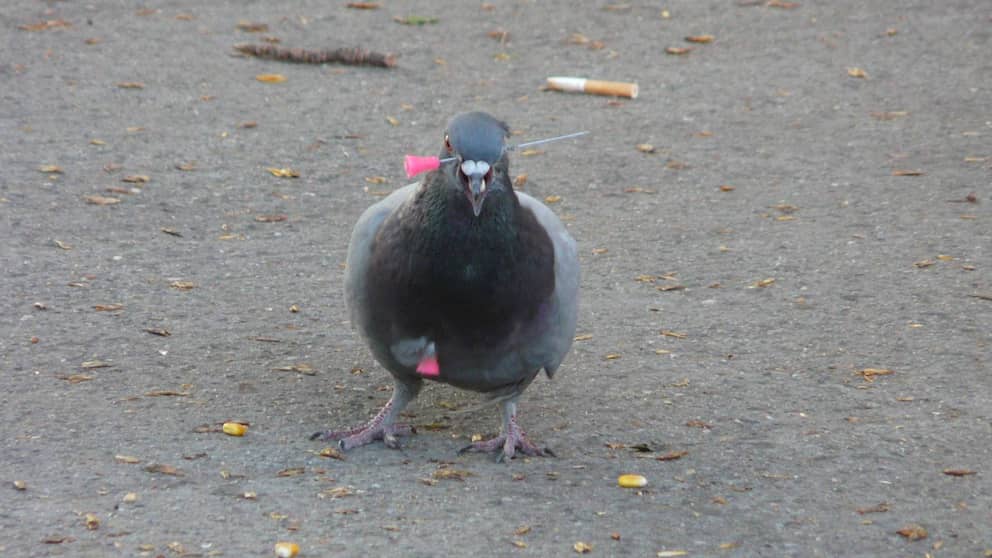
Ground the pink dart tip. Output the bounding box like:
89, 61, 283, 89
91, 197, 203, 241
416, 354, 440, 377
404, 155, 440, 178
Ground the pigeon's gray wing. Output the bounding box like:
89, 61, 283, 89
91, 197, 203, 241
344, 182, 420, 330
517, 191, 579, 377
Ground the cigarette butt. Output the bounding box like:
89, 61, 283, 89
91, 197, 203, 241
546, 77, 638, 99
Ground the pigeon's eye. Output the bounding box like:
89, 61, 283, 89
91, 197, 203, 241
444, 136, 452, 153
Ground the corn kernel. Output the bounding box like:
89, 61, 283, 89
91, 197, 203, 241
274, 542, 299, 558
617, 474, 648, 488
223, 422, 247, 436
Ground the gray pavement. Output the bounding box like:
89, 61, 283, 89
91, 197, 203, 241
2, 1, 990, 556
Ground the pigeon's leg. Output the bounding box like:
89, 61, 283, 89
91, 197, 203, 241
311, 379, 421, 450
459, 397, 554, 462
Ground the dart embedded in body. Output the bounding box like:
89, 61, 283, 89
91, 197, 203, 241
403, 130, 589, 178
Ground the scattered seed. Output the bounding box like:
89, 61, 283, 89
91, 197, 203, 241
618, 474, 648, 488
223, 422, 248, 436
896, 524, 927, 540
274, 542, 300, 558
266, 167, 299, 178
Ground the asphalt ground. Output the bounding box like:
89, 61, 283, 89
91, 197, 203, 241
2, 1, 990, 556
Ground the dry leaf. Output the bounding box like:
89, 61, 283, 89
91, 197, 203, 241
686, 419, 712, 429
719, 185, 735, 192
656, 284, 685, 292
13, 480, 27, 490
544, 195, 562, 204
256, 74, 287, 83
143, 328, 171, 337
115, 454, 141, 464
365, 176, 388, 184
19, 19, 72, 31
870, 111, 908, 120
858, 368, 894, 382
512, 540, 528, 549
521, 148, 544, 157
896, 524, 927, 540
914, 259, 935, 268
170, 280, 196, 290
666, 47, 692, 55
574, 542, 593, 554
122, 175, 149, 183
319, 447, 345, 460
144, 390, 189, 397
59, 374, 94, 384
161, 227, 182, 237
393, 15, 439, 25
175, 161, 197, 171
666, 159, 688, 170
767, 0, 800, 8
660, 329, 687, 339
277, 467, 306, 477
255, 214, 288, 222
685, 34, 714, 43
84, 195, 121, 205
855, 502, 890, 514
636, 143, 656, 153
94, 303, 124, 311
347, 2, 381, 8
752, 278, 776, 288
38, 164, 63, 173
657, 552, 688, 557
145, 463, 184, 476
81, 360, 112, 369
84, 513, 100, 530
272, 363, 316, 375
847, 67, 868, 79
266, 167, 299, 178
433, 469, 474, 481
893, 169, 925, 176
237, 21, 269, 32
385, 115, 400, 126
487, 29, 510, 42
574, 334, 593, 341
514, 525, 532, 536
657, 450, 688, 461
513, 173, 528, 188
591, 248, 608, 255
604, 353, 621, 360
943, 469, 977, 477
116, 81, 145, 89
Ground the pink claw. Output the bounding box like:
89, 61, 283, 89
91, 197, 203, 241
416, 354, 440, 377
404, 155, 440, 178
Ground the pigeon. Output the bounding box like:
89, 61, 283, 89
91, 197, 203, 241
312, 111, 580, 461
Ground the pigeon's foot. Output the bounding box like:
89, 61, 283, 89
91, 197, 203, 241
311, 422, 415, 450
310, 379, 421, 450
459, 414, 554, 462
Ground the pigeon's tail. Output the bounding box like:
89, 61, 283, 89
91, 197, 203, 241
448, 371, 542, 416
448, 391, 518, 416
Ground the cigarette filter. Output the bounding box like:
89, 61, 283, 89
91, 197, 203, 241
546, 77, 638, 99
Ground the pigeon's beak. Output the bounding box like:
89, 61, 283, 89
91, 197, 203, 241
459, 160, 491, 217
467, 173, 487, 217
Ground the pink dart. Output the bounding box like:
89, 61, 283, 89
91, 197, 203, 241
403, 130, 588, 178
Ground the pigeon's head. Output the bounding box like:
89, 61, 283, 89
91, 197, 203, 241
442, 112, 509, 217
